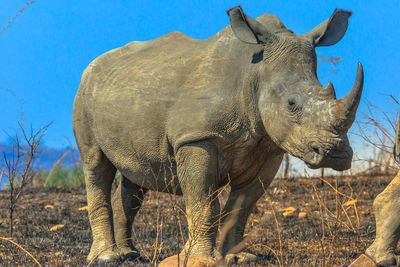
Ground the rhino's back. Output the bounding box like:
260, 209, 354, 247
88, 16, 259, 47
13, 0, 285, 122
85, 30, 239, 97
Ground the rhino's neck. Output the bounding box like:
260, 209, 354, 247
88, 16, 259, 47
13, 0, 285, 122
236, 62, 266, 138
233, 54, 284, 150
211, 32, 279, 149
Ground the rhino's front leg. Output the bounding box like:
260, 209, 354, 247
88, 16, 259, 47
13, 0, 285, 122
111, 176, 147, 261
366, 171, 400, 266
220, 152, 283, 264
176, 141, 220, 258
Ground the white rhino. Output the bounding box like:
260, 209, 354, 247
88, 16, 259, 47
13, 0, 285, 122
73, 6, 363, 263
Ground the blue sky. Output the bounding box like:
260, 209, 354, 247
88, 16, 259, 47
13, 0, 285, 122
0, 0, 399, 148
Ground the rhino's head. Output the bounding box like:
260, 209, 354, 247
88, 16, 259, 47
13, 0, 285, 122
228, 7, 363, 171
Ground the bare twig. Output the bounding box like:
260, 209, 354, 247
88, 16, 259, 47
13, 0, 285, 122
3, 117, 50, 237
0, 168, 4, 186
0, 0, 35, 35
356, 97, 399, 174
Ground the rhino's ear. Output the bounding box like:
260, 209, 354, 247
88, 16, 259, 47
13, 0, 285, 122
305, 9, 352, 47
227, 6, 278, 44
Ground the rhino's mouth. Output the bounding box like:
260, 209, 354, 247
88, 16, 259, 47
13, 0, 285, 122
303, 146, 352, 171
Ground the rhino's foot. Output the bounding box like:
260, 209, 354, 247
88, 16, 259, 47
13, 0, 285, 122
366, 244, 400, 266
225, 251, 257, 265
180, 240, 215, 259
87, 242, 120, 265
117, 246, 141, 262
87, 251, 121, 265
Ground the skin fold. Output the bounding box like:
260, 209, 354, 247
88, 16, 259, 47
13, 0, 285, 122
73, 6, 363, 263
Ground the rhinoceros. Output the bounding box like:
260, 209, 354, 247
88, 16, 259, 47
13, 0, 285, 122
366, 107, 400, 266
73, 6, 363, 263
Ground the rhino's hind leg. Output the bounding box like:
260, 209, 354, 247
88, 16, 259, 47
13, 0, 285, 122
74, 86, 120, 263
81, 147, 119, 263
219, 152, 283, 264
366, 172, 400, 266
176, 141, 220, 258
219, 181, 264, 264
112, 176, 147, 261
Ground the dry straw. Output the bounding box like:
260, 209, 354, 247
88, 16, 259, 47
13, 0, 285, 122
0, 237, 42, 266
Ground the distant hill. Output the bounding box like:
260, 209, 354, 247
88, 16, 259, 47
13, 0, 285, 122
0, 144, 79, 187
0, 143, 79, 170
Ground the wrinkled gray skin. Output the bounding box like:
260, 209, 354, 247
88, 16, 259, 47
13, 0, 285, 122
366, 108, 400, 267
73, 6, 364, 263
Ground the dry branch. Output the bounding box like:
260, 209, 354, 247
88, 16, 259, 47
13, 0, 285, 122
2, 118, 50, 237
0, 0, 35, 35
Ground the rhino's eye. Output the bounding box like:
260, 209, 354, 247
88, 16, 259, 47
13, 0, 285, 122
287, 97, 303, 120
287, 98, 300, 111
288, 99, 296, 107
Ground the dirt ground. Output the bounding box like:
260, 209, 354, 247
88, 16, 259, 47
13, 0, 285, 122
0, 175, 396, 266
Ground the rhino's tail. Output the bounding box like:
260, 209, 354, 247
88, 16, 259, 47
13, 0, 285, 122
394, 104, 400, 164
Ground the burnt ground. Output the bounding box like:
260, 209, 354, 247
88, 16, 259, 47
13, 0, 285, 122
0, 175, 396, 266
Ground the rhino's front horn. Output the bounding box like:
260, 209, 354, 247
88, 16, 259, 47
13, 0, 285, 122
336, 62, 364, 131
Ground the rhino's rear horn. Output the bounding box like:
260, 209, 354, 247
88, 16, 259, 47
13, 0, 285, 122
320, 82, 336, 99
336, 62, 364, 131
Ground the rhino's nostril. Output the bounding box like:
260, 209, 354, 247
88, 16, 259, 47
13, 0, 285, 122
312, 146, 320, 154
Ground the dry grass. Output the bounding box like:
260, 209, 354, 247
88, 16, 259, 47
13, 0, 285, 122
0, 237, 41, 266
0, 174, 393, 266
